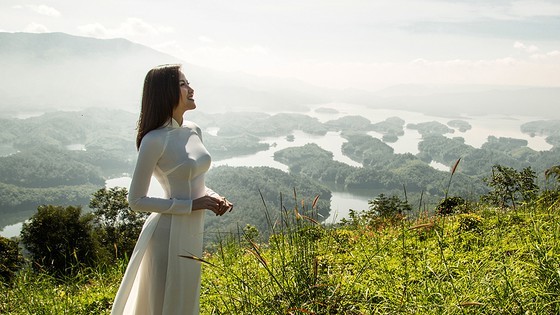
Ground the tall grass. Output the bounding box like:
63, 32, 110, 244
0, 261, 123, 314
199, 193, 560, 314
199, 190, 342, 314
2, 192, 559, 314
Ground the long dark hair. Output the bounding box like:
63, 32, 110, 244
136, 64, 182, 149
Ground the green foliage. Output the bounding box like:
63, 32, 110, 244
436, 196, 467, 216
447, 119, 471, 132
325, 115, 373, 132
483, 164, 539, 209
3, 194, 560, 314
537, 190, 560, 210
456, 213, 483, 234
545, 164, 560, 184
0, 236, 23, 284
0, 145, 104, 188
417, 134, 547, 181
20, 205, 99, 276
0, 262, 123, 314
204, 166, 332, 243
341, 132, 394, 167
341, 193, 412, 230
407, 121, 454, 136
0, 182, 98, 217
90, 187, 147, 262
370, 116, 406, 141
200, 196, 560, 314
275, 143, 357, 185
201, 197, 336, 314
368, 193, 412, 218
204, 133, 269, 160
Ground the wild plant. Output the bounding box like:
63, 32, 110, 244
482, 164, 539, 210
445, 158, 461, 200
197, 190, 333, 314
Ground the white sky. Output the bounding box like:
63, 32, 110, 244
1, 0, 560, 90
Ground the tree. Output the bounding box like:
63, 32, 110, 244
20, 205, 98, 276
436, 196, 467, 216
90, 187, 147, 262
482, 165, 538, 209
545, 165, 560, 185
0, 236, 23, 284
368, 193, 412, 218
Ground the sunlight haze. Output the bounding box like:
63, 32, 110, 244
1, 0, 560, 90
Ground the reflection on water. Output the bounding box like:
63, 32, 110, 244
66, 144, 86, 151
324, 190, 370, 224
430, 160, 449, 172
0, 222, 24, 238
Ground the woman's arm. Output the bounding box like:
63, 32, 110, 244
128, 132, 225, 215
128, 133, 194, 214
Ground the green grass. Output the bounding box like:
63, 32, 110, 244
199, 201, 560, 314
2, 201, 559, 314
1, 261, 124, 314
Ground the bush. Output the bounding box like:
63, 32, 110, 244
367, 193, 411, 218
436, 196, 467, 216
0, 236, 24, 284
482, 165, 538, 209
90, 187, 147, 263
20, 205, 99, 276
457, 213, 483, 234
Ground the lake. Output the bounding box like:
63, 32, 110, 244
107, 104, 551, 224
214, 104, 551, 170
0, 105, 552, 237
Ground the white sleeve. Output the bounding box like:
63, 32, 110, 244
205, 187, 220, 198
195, 123, 221, 199
128, 133, 193, 215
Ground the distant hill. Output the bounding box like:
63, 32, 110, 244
0, 32, 177, 114
1, 32, 559, 119
0, 32, 329, 115
370, 84, 560, 119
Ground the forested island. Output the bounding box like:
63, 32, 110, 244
1, 108, 559, 234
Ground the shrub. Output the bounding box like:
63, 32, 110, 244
90, 187, 147, 262
0, 236, 24, 284
436, 196, 467, 216
20, 205, 99, 276
457, 213, 483, 234
482, 165, 538, 209
367, 193, 411, 218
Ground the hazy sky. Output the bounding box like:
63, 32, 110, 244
2, 0, 560, 90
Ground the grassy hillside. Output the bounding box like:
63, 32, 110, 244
2, 198, 559, 314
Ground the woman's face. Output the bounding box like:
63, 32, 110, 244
177, 71, 196, 111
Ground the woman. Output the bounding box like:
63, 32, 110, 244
111, 64, 233, 315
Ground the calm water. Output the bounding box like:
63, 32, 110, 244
213, 130, 362, 171
215, 104, 551, 171
304, 103, 551, 152
0, 222, 24, 238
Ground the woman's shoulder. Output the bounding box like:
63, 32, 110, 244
183, 120, 202, 134
140, 128, 168, 149
144, 127, 169, 139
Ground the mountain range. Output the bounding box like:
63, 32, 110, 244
1, 32, 559, 119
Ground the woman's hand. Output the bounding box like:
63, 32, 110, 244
192, 195, 233, 216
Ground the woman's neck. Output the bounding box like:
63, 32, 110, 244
172, 112, 184, 126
